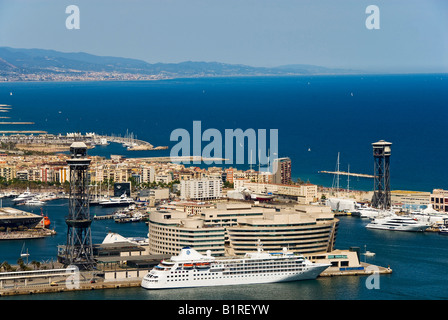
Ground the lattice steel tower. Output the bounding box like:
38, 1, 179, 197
62, 142, 95, 269
371, 140, 392, 210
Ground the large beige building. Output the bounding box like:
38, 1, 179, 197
147, 203, 338, 258
148, 209, 226, 256
227, 204, 337, 255
233, 180, 318, 204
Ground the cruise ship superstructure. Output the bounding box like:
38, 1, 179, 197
141, 245, 331, 289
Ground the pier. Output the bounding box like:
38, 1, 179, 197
93, 214, 115, 220
319, 170, 376, 179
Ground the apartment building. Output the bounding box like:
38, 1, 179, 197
180, 178, 222, 200
272, 157, 292, 184
431, 189, 448, 213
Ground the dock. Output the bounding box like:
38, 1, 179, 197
320, 262, 392, 277
93, 214, 115, 220
319, 170, 376, 179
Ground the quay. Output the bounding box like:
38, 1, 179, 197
320, 262, 392, 277
0, 229, 56, 240
93, 214, 115, 220
0, 240, 392, 297
0, 261, 391, 297
319, 170, 376, 179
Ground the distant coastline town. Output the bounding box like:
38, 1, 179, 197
0, 47, 360, 83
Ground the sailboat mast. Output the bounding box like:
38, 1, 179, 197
336, 152, 340, 196
347, 164, 350, 193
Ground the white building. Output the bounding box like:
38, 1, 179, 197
180, 178, 222, 200
141, 166, 155, 183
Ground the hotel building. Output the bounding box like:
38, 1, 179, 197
227, 205, 337, 256
148, 209, 226, 256
147, 203, 338, 258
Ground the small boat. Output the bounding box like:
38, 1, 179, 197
361, 245, 375, 257
20, 243, 30, 264
24, 199, 45, 206
250, 192, 275, 201
20, 243, 29, 258
439, 225, 448, 235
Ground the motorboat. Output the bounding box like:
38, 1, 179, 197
439, 225, 448, 235
366, 215, 430, 232
100, 193, 135, 207
24, 199, 45, 206
12, 188, 36, 204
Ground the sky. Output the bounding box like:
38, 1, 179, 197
0, 0, 447, 72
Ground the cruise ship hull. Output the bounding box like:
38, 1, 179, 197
141, 246, 330, 290
366, 224, 429, 232
141, 264, 329, 290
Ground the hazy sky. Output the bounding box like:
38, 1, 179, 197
0, 0, 447, 72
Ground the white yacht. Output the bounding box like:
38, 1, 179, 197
141, 245, 331, 290
438, 225, 448, 235
99, 193, 134, 207
12, 188, 36, 204
23, 199, 45, 206
366, 215, 430, 232
358, 207, 395, 219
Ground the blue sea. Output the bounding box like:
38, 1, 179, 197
1, 74, 447, 191
0, 75, 448, 302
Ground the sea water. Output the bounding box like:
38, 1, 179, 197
0, 75, 447, 300
0, 74, 447, 191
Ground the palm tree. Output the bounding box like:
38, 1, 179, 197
1, 261, 12, 272
30, 260, 41, 270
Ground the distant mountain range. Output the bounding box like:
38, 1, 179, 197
0, 47, 360, 81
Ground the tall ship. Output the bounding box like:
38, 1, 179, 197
141, 245, 331, 290
366, 215, 430, 232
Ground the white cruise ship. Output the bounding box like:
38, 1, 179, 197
141, 245, 331, 290
366, 215, 430, 232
